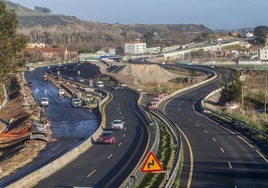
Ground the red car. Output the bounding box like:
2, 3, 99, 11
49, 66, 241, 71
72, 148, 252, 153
98, 131, 116, 144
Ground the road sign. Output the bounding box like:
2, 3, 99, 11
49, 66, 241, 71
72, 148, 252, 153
141, 151, 163, 173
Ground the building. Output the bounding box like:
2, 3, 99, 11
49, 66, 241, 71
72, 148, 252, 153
124, 40, 146, 55
259, 46, 268, 61
96, 48, 116, 56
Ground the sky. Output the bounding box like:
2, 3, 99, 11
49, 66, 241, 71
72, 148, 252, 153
8, 0, 268, 30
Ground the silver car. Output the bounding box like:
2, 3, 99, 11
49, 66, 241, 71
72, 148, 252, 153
111, 119, 124, 129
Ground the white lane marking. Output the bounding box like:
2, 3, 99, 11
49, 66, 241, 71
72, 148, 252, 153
256, 149, 268, 163
237, 135, 254, 148
220, 147, 225, 153
107, 153, 113, 159
228, 161, 233, 169
118, 142, 122, 147
195, 123, 200, 127
212, 137, 216, 142
87, 169, 96, 178
204, 129, 208, 134
123, 134, 126, 137
178, 126, 193, 188
221, 125, 235, 134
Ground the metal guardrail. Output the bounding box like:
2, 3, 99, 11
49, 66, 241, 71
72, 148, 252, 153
202, 88, 268, 140
119, 90, 159, 188
203, 106, 268, 140
149, 109, 182, 188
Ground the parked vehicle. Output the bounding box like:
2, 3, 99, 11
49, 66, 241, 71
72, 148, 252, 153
71, 98, 82, 107
78, 77, 85, 82
98, 131, 115, 144
58, 88, 65, 96
96, 81, 104, 88
111, 119, 124, 129
40, 97, 49, 106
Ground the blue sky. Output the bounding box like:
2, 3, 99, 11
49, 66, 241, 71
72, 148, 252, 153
9, 0, 268, 30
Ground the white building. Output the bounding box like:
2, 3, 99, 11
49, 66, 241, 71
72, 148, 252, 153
259, 46, 268, 61
124, 40, 146, 55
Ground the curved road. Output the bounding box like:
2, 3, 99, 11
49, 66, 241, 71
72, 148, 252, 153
162, 68, 268, 187
34, 66, 148, 187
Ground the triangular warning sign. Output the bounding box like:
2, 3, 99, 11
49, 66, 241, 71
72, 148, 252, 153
141, 151, 163, 173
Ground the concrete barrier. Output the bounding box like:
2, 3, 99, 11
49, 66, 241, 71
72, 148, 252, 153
6, 92, 110, 188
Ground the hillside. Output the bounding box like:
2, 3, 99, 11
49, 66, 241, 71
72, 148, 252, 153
5, 1, 213, 50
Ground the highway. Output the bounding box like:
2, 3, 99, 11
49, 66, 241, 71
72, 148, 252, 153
34, 65, 148, 187
161, 67, 268, 187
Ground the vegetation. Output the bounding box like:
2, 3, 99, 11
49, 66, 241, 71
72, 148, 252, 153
5, 1, 212, 52
138, 119, 174, 187
0, 0, 27, 84
254, 26, 268, 45
220, 73, 242, 103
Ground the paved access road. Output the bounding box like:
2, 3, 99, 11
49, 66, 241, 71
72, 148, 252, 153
162, 67, 268, 187
0, 66, 98, 187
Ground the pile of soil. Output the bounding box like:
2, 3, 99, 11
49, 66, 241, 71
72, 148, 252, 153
0, 73, 46, 178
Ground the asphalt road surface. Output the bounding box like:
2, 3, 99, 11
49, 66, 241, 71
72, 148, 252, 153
162, 70, 268, 187
35, 84, 148, 188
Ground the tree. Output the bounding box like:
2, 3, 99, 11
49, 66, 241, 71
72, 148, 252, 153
220, 73, 242, 103
0, 1, 28, 83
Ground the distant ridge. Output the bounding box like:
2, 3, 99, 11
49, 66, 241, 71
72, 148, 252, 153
5, 0, 213, 50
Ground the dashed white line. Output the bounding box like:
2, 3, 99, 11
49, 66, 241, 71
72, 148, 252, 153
228, 161, 233, 169
118, 142, 122, 147
195, 123, 200, 127
107, 154, 113, 159
87, 169, 96, 178
220, 147, 225, 153
212, 137, 216, 142
204, 129, 208, 134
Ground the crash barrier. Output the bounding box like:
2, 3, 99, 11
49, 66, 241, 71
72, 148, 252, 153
153, 67, 217, 108
150, 109, 183, 188
202, 89, 268, 140
120, 89, 160, 187
6, 91, 111, 188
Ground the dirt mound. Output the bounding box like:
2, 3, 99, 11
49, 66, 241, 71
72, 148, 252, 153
118, 64, 179, 83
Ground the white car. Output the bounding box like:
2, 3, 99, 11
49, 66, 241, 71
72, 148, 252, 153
111, 119, 124, 129
58, 88, 65, 96
78, 77, 85, 82
40, 97, 49, 106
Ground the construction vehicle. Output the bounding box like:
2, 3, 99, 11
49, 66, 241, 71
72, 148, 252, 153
81, 93, 100, 109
